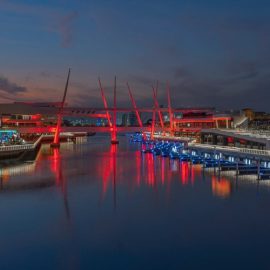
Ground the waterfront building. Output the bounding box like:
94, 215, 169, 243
0, 102, 98, 128
172, 108, 232, 140
0, 102, 59, 128
243, 108, 270, 130
200, 129, 270, 150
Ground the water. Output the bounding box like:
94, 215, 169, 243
0, 135, 270, 270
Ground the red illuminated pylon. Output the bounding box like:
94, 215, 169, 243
111, 76, 119, 144
151, 90, 156, 140
98, 78, 112, 127
152, 82, 164, 131
127, 82, 143, 127
167, 82, 174, 136
51, 68, 71, 148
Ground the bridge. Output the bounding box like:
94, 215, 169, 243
1, 70, 231, 147
1, 70, 180, 147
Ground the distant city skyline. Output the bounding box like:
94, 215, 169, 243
1, 0, 270, 110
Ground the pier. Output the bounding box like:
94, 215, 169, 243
134, 133, 270, 181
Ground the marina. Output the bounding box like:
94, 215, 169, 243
1, 1, 270, 268
131, 133, 270, 181
0, 136, 270, 269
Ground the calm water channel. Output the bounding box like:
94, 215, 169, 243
0, 135, 270, 270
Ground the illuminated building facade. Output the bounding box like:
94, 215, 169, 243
172, 109, 232, 140
0, 102, 60, 128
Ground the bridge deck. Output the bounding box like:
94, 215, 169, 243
12, 126, 170, 134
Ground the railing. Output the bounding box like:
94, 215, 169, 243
239, 148, 270, 156
188, 143, 270, 157
153, 134, 190, 142
233, 116, 248, 128
0, 144, 33, 152
213, 128, 270, 140
14, 126, 158, 134
0, 135, 43, 153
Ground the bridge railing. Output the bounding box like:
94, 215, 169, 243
239, 148, 270, 156
153, 134, 190, 142
188, 143, 270, 157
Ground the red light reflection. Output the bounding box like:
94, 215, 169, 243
49, 147, 70, 219
146, 154, 155, 186
51, 148, 62, 186
96, 144, 118, 202
161, 158, 165, 184
211, 175, 231, 198
181, 162, 189, 185
135, 151, 141, 186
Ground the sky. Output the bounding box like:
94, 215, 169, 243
0, 0, 270, 111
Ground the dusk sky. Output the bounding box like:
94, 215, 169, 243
1, 0, 270, 110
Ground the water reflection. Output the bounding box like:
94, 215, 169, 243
112, 144, 117, 209
181, 162, 189, 185
49, 147, 70, 220
0, 139, 269, 201
211, 175, 232, 198
170, 159, 178, 173
135, 151, 141, 186
96, 144, 118, 203
1, 139, 270, 270
143, 153, 156, 187
0, 162, 36, 182
50, 148, 63, 186
0, 161, 41, 191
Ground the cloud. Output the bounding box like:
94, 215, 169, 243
167, 65, 270, 110
129, 75, 156, 87
58, 11, 79, 48
173, 66, 192, 80
1, 2, 79, 48
39, 71, 64, 79
0, 76, 27, 94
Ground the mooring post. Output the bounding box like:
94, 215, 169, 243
218, 154, 221, 177
236, 156, 239, 178
257, 159, 261, 181
213, 147, 216, 175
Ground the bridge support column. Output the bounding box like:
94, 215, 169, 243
153, 85, 164, 135
236, 157, 239, 177
111, 76, 119, 145
111, 130, 119, 144
51, 116, 61, 148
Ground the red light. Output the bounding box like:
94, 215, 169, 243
31, 114, 41, 120
146, 154, 155, 186
211, 176, 231, 198
48, 127, 56, 133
